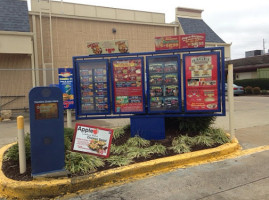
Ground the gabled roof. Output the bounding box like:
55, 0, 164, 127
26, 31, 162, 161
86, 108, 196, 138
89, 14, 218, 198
0, 0, 30, 32
178, 17, 224, 43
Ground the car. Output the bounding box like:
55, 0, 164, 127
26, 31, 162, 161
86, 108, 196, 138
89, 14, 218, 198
225, 83, 244, 95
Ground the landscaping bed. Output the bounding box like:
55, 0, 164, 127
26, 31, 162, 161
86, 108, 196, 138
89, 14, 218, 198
2, 117, 230, 182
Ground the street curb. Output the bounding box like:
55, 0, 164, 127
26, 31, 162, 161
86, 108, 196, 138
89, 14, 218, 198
0, 140, 241, 199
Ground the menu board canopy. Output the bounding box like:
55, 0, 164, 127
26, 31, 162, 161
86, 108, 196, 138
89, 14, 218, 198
183, 52, 221, 112
111, 57, 145, 114
146, 55, 181, 113
75, 59, 110, 115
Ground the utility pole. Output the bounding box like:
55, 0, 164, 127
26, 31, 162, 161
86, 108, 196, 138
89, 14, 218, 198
263, 38, 266, 54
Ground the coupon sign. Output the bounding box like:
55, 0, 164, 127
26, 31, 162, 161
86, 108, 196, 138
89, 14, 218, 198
71, 124, 113, 158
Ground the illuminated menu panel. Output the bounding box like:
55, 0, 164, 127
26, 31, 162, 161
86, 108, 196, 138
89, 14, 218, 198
78, 60, 110, 114
111, 57, 145, 114
147, 55, 181, 113
184, 52, 220, 112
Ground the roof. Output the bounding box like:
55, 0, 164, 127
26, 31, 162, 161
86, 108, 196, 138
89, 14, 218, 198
226, 54, 269, 67
225, 54, 269, 72
178, 17, 225, 43
0, 0, 30, 32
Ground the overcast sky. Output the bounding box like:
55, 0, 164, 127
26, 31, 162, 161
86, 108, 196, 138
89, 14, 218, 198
27, 0, 269, 59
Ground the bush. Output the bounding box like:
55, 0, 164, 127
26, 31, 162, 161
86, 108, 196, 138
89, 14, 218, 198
261, 90, 268, 95
234, 78, 269, 90
253, 87, 261, 94
245, 86, 253, 94
166, 116, 216, 134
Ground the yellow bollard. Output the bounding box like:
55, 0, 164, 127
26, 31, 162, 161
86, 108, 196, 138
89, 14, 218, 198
17, 116, 26, 174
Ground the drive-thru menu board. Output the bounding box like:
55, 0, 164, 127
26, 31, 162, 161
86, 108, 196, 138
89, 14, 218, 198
183, 52, 220, 112
77, 60, 110, 114
147, 55, 181, 113
111, 57, 145, 114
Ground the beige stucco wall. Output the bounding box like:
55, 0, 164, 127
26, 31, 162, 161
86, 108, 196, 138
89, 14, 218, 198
235, 71, 257, 80
0, 54, 32, 109
31, 0, 165, 24
0, 31, 33, 54
30, 13, 175, 85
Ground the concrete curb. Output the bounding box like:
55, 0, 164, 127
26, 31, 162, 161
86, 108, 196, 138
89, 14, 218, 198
0, 140, 241, 199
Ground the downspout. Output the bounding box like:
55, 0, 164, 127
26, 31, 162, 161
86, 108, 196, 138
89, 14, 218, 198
32, 14, 40, 86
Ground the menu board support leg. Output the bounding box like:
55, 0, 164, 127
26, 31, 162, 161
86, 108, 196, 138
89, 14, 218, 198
130, 116, 165, 140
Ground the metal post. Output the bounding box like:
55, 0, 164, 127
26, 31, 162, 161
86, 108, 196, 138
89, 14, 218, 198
228, 64, 235, 140
67, 109, 72, 128
17, 116, 26, 174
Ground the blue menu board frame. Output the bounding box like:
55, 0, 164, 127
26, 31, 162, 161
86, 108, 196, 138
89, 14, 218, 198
111, 57, 146, 114
183, 52, 221, 113
74, 59, 111, 115
146, 55, 182, 113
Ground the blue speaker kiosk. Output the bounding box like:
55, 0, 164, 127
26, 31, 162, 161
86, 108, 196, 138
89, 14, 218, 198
29, 87, 66, 177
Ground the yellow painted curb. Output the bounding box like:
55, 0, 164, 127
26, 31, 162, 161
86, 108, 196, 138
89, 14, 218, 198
0, 140, 241, 199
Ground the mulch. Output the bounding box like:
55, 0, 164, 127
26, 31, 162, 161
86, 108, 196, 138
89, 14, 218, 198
1, 123, 216, 182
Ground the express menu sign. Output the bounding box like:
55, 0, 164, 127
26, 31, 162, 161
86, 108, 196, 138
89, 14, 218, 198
111, 58, 145, 114
184, 53, 220, 112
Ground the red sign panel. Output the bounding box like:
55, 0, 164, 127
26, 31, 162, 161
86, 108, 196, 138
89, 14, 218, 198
179, 33, 205, 49
112, 58, 144, 113
155, 33, 205, 51
71, 124, 113, 158
184, 53, 219, 111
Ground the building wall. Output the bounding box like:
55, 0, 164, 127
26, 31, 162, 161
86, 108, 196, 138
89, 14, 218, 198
30, 14, 175, 85
0, 54, 32, 109
235, 71, 257, 80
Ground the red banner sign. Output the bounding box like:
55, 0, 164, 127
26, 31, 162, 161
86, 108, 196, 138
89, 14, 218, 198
184, 53, 219, 111
112, 58, 144, 113
155, 33, 205, 51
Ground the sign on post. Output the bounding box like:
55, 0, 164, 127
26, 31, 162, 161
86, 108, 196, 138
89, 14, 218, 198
58, 68, 74, 109
71, 124, 113, 158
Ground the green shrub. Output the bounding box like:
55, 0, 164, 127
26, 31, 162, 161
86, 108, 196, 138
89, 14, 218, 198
105, 155, 133, 167
203, 128, 231, 145
253, 87, 261, 94
65, 151, 104, 174
166, 116, 216, 134
126, 135, 150, 147
261, 90, 268, 95
245, 86, 253, 94
234, 78, 269, 90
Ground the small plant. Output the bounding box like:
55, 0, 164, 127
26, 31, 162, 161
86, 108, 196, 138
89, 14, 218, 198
169, 143, 191, 154
148, 144, 166, 155
193, 135, 214, 147
245, 86, 253, 94
65, 151, 104, 174
110, 144, 128, 155
4, 133, 31, 161
127, 147, 151, 159
172, 135, 194, 146
126, 135, 150, 148
113, 127, 126, 139
169, 135, 193, 154
205, 128, 231, 145
105, 155, 133, 167
253, 87, 261, 95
